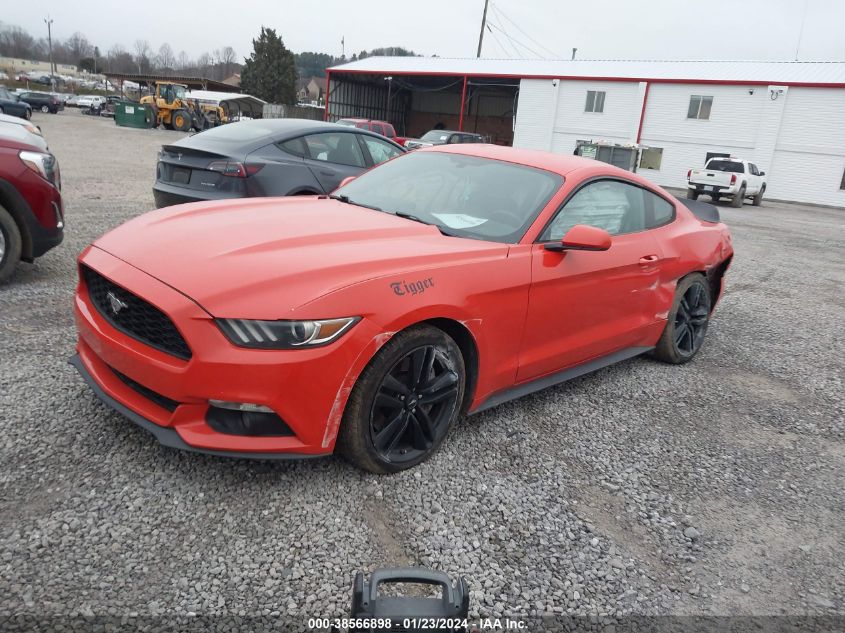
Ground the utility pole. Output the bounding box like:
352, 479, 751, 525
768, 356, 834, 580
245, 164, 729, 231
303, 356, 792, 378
794, 0, 809, 61
476, 0, 490, 58
44, 16, 55, 88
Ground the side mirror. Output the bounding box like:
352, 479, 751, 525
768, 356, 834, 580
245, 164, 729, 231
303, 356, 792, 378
338, 176, 356, 189
759, 171, 766, 176
544, 225, 612, 252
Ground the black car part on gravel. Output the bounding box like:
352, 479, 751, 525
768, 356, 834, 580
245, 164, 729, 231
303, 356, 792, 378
343, 568, 469, 632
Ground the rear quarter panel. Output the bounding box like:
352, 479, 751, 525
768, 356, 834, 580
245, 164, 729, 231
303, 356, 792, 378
649, 203, 733, 320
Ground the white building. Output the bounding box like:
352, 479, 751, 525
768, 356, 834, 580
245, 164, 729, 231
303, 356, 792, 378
327, 57, 845, 207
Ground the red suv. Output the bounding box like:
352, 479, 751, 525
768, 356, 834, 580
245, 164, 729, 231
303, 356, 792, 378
0, 126, 63, 281
336, 118, 408, 146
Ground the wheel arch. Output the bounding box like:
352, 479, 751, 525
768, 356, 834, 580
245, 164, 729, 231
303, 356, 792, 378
0, 178, 33, 261
421, 317, 479, 415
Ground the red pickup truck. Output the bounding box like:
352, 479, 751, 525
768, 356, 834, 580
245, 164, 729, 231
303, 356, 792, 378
336, 118, 408, 147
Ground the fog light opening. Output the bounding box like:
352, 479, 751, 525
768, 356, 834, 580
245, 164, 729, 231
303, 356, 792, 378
208, 400, 274, 413
206, 401, 294, 437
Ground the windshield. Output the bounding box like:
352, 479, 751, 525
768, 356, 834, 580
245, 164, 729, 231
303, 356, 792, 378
334, 151, 562, 243
336, 119, 358, 127
707, 159, 744, 173
421, 130, 452, 142
173, 85, 187, 99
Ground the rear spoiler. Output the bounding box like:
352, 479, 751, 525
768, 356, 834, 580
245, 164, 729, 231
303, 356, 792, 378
682, 198, 720, 223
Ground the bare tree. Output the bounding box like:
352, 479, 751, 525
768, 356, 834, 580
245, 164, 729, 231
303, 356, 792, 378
156, 42, 175, 73
220, 45, 236, 79
0, 25, 40, 59
196, 52, 210, 76
66, 31, 92, 62
133, 39, 151, 73
176, 49, 190, 70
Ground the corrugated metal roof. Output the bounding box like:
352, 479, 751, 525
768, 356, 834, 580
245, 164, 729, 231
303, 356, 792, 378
329, 57, 845, 86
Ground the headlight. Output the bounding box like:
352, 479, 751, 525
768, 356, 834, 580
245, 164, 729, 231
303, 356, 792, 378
216, 317, 360, 349
19, 150, 58, 187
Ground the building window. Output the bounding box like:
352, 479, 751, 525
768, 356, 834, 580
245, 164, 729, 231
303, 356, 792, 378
687, 95, 713, 120
639, 147, 663, 170
585, 90, 606, 113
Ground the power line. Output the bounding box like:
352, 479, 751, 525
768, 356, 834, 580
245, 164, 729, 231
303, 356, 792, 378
486, 20, 522, 58
490, 2, 563, 59
487, 21, 546, 59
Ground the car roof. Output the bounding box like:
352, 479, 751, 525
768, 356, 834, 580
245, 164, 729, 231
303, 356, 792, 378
420, 144, 628, 177
169, 117, 404, 153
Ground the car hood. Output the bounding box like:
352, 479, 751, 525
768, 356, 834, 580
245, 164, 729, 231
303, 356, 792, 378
92, 197, 507, 318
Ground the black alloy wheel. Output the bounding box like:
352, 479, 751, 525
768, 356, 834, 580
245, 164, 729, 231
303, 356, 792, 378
370, 345, 459, 466
652, 273, 712, 364
674, 282, 710, 357
338, 325, 465, 473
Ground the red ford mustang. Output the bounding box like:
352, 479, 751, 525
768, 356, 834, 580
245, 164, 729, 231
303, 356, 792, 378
72, 145, 733, 472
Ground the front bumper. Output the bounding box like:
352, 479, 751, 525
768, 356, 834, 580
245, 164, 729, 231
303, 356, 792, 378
69, 354, 318, 460
73, 247, 380, 459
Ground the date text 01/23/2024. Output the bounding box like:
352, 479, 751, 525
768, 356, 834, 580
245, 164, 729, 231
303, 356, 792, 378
307, 617, 527, 630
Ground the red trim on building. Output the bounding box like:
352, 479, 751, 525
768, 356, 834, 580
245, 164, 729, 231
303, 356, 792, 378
326, 68, 845, 89
324, 69, 331, 121
636, 82, 650, 143
458, 76, 468, 131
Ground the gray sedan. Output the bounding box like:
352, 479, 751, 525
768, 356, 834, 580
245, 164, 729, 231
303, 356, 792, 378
153, 119, 406, 208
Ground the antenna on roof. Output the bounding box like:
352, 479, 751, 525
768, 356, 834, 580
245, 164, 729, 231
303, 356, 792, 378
571, 48, 578, 60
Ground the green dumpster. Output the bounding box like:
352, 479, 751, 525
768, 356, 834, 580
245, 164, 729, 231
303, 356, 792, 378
114, 101, 154, 129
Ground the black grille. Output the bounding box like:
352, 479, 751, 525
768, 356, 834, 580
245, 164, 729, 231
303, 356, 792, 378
112, 368, 179, 412
82, 265, 192, 360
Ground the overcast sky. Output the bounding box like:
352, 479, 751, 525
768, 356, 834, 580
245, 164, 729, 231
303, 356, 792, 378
10, 0, 845, 63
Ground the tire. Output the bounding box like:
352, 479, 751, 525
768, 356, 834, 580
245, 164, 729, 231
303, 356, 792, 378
171, 109, 191, 132
40, 105, 49, 113
25, 109, 31, 120
337, 325, 466, 473
0, 206, 23, 284
147, 105, 159, 129
753, 184, 765, 207
731, 185, 746, 208
651, 273, 712, 365
686, 189, 699, 201
0, 107, 3, 115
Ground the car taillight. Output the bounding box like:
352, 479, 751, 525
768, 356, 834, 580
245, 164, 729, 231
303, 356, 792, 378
687, 169, 691, 179
730, 174, 737, 185
207, 161, 263, 178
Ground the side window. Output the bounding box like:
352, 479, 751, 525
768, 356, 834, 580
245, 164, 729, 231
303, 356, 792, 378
585, 90, 606, 113
371, 123, 385, 136
687, 95, 713, 120
278, 137, 307, 157
384, 124, 396, 139
541, 180, 647, 240
360, 135, 403, 166
647, 191, 675, 228
302, 132, 366, 168
447, 134, 461, 144
356, 122, 369, 129
748, 163, 759, 176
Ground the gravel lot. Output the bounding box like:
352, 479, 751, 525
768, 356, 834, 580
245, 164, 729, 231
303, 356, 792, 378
1, 110, 843, 628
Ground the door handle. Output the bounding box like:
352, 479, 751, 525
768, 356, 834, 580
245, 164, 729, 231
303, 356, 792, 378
639, 255, 660, 265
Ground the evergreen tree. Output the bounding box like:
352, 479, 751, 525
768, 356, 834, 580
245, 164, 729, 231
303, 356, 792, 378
240, 27, 296, 104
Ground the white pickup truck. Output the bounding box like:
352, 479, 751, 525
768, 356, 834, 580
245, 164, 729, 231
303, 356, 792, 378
687, 157, 767, 207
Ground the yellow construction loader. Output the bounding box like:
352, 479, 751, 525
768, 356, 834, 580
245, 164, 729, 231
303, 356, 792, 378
140, 82, 223, 131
